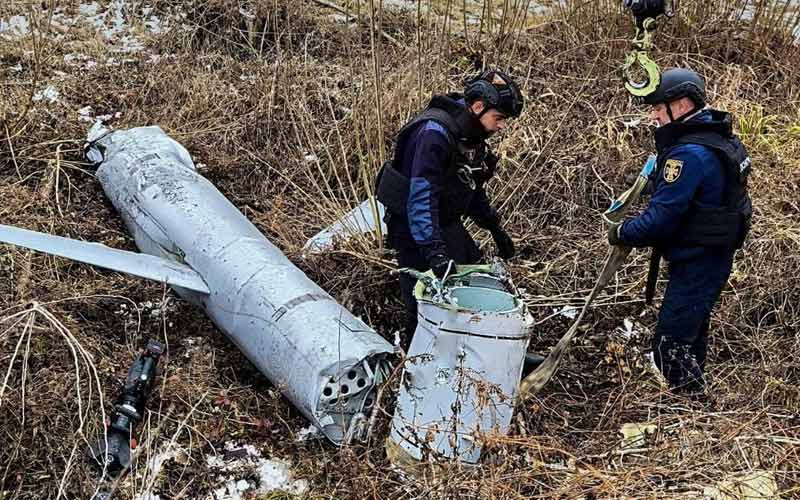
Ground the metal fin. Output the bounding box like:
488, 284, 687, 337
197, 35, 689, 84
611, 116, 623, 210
0, 224, 210, 294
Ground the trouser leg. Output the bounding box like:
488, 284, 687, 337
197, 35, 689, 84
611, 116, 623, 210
389, 227, 428, 343
441, 221, 483, 265
652, 253, 733, 393
692, 317, 711, 372
398, 271, 420, 340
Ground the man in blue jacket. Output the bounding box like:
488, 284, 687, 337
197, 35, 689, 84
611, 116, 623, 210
376, 70, 523, 341
609, 68, 752, 394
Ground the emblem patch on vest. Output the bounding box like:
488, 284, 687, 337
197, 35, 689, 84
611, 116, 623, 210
663, 159, 683, 183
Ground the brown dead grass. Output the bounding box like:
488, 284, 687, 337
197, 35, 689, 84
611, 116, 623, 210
0, 0, 799, 498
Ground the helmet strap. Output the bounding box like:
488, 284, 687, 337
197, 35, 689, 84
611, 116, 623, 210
474, 100, 491, 119
673, 105, 703, 123
665, 100, 700, 123
665, 101, 676, 123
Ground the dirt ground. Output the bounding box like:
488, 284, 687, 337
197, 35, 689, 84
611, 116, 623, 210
1, 0, 799, 498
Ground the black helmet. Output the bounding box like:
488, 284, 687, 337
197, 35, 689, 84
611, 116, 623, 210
643, 68, 706, 107
464, 70, 524, 118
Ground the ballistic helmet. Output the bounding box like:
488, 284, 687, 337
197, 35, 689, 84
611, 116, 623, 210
464, 70, 524, 118
643, 68, 706, 107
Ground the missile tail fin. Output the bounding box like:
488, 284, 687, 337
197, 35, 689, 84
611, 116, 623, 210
0, 224, 210, 294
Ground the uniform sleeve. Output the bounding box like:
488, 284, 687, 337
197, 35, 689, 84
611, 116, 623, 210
619, 147, 707, 248
407, 121, 451, 261
466, 186, 500, 230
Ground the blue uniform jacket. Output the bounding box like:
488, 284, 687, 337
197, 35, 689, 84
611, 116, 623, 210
390, 105, 495, 262
619, 111, 730, 262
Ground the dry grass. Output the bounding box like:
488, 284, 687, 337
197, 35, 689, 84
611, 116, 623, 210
1, 0, 799, 498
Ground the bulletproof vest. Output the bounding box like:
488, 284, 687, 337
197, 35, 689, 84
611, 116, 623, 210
376, 95, 489, 225
655, 111, 752, 248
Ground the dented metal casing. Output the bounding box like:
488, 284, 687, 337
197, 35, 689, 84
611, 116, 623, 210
87, 125, 393, 444
389, 266, 532, 463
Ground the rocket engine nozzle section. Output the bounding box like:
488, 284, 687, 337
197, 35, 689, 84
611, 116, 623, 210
85, 125, 394, 444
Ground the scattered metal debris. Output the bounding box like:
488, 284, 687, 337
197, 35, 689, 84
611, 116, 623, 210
303, 198, 386, 254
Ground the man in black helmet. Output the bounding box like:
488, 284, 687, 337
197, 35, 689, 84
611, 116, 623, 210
609, 68, 752, 395
376, 70, 522, 342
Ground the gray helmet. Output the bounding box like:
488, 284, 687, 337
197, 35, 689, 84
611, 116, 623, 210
643, 68, 706, 107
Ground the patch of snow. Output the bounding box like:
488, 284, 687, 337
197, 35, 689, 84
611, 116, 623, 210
10, 63, 23, 72
120, 34, 146, 53
331, 13, 351, 23
145, 15, 165, 34
704, 471, 778, 500
554, 306, 578, 320
616, 317, 639, 339
54, 1, 174, 54
256, 460, 308, 495
33, 86, 59, 103
0, 15, 30, 38
381, 0, 417, 11
205, 442, 308, 499
64, 53, 98, 70
78, 105, 121, 123
79, 2, 100, 17
64, 53, 82, 65
619, 422, 656, 451
134, 494, 161, 500
295, 424, 322, 442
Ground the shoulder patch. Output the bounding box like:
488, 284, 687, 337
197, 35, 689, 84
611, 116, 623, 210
663, 159, 683, 183
422, 120, 447, 135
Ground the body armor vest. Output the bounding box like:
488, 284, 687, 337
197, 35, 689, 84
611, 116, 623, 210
376, 95, 490, 226
655, 111, 752, 249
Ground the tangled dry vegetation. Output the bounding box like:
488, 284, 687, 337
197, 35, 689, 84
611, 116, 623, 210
1, 0, 799, 498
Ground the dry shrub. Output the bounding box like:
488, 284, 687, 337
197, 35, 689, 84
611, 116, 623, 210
0, 0, 799, 498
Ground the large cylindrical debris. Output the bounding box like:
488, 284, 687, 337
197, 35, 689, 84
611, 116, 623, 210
87, 125, 394, 444
388, 265, 532, 464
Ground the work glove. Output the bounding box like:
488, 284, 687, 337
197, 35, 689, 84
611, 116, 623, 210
491, 227, 516, 259
429, 254, 454, 280
607, 222, 624, 246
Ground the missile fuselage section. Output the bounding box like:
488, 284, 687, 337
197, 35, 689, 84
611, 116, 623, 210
88, 126, 393, 443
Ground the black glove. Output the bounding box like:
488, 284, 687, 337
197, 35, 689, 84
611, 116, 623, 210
491, 228, 515, 259
429, 254, 454, 280
607, 223, 624, 246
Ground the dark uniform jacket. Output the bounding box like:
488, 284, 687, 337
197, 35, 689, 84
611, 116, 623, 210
619, 110, 751, 262
377, 94, 499, 262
